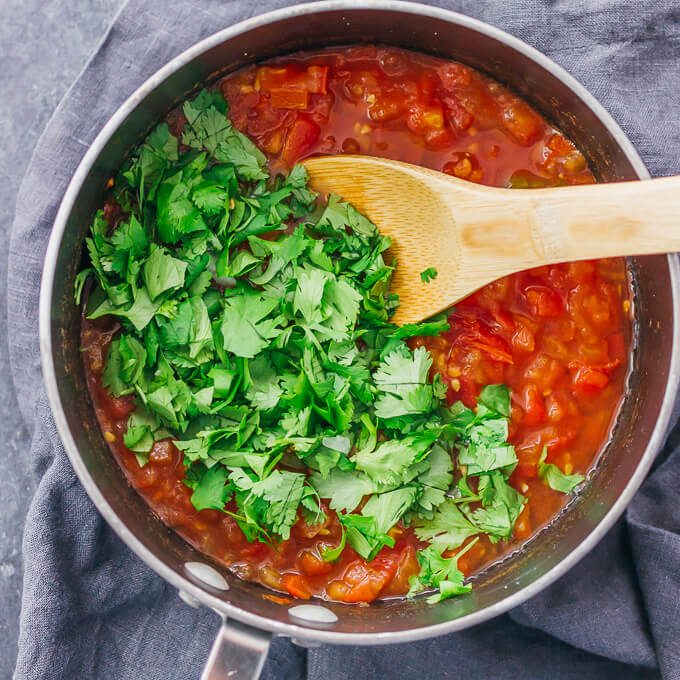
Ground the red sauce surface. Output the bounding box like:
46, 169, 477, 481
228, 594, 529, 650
81, 46, 630, 604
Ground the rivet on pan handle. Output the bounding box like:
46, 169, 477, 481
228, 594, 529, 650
201, 618, 271, 680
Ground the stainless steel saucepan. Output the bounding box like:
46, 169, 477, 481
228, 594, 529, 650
39, 2, 680, 678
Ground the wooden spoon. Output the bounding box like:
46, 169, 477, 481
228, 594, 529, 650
302, 154, 678, 325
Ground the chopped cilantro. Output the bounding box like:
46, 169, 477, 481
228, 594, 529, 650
420, 267, 438, 283
408, 538, 478, 603
78, 87, 531, 605
538, 446, 585, 494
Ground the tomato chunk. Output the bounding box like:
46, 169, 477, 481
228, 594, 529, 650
257, 65, 328, 94
333, 551, 400, 603
568, 362, 611, 394
525, 285, 562, 317
269, 88, 309, 110
282, 573, 312, 600
281, 115, 320, 163
522, 384, 547, 426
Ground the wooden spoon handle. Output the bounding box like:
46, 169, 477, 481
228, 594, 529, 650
510, 175, 680, 265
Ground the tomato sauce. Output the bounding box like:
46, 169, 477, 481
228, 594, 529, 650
81, 46, 630, 604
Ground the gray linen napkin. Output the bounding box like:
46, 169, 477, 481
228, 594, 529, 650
8, 1, 680, 678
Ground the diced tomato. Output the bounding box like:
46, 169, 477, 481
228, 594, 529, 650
438, 62, 472, 89
334, 551, 400, 603
455, 537, 488, 576
342, 68, 380, 101
281, 115, 320, 164
568, 361, 618, 394
256, 65, 328, 94
246, 100, 296, 137
308, 93, 334, 122
424, 126, 456, 150
525, 285, 562, 317
282, 573, 312, 600
368, 92, 406, 122
546, 132, 574, 156
522, 384, 547, 426
269, 88, 309, 110
442, 95, 474, 132
545, 392, 576, 422
377, 48, 411, 76
148, 440, 178, 466
406, 102, 445, 134
512, 322, 536, 353
499, 97, 543, 146
455, 82, 500, 129
380, 545, 420, 597
419, 70, 439, 98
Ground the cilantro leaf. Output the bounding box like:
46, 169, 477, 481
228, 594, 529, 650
340, 514, 395, 561
469, 471, 526, 542
538, 446, 585, 494
361, 485, 420, 535
321, 525, 347, 562
191, 465, 233, 512
413, 498, 479, 552
373, 346, 436, 418
353, 434, 435, 486
309, 468, 376, 513
143, 245, 187, 300
415, 443, 454, 513
408, 539, 478, 603
420, 267, 438, 283
221, 292, 282, 358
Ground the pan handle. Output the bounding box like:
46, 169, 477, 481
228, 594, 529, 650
200, 617, 272, 680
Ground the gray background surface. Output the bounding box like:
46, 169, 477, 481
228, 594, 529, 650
1, 1, 124, 674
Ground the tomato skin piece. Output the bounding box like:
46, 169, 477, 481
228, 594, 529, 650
281, 115, 320, 164
282, 573, 312, 600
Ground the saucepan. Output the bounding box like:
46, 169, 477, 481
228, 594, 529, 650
38, 2, 680, 678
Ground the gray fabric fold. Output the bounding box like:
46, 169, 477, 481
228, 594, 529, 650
8, 1, 680, 678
